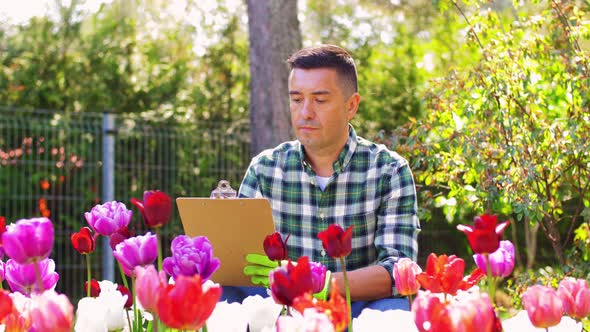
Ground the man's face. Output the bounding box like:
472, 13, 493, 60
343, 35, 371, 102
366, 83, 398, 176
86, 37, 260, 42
288, 68, 359, 154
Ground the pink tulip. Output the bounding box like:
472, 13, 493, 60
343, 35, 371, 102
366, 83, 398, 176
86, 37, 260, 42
393, 258, 422, 296
557, 277, 590, 320
2, 217, 54, 264
449, 292, 496, 332
30, 290, 74, 332
522, 285, 563, 328
412, 291, 452, 332
135, 265, 167, 313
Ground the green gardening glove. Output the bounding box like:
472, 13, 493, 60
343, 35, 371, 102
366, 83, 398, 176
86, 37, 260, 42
313, 270, 332, 301
243, 253, 278, 287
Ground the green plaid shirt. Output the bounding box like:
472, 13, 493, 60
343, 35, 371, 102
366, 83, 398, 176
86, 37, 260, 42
239, 126, 420, 295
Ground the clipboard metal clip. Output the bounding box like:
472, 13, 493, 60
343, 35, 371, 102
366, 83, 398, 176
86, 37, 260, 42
210, 180, 237, 199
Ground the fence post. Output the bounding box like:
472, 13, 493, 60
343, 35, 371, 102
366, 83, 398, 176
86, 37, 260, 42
102, 111, 115, 281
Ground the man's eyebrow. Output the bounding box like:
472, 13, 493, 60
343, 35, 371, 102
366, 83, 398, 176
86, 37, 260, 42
288, 90, 331, 95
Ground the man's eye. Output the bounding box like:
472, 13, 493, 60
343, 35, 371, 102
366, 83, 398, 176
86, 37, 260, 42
316, 99, 326, 103
291, 98, 302, 103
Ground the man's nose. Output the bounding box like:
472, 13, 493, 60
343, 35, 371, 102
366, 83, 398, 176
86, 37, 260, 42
301, 100, 315, 119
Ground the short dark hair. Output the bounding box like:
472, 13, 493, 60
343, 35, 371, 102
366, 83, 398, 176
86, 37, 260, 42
287, 44, 358, 95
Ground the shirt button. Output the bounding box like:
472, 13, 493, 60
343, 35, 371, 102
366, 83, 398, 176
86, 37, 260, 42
321, 250, 326, 257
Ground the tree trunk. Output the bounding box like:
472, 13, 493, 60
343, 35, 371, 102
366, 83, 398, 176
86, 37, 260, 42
245, 0, 301, 155
543, 218, 566, 266
523, 216, 539, 269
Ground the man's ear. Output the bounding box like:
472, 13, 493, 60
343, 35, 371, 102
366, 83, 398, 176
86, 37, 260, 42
346, 92, 361, 121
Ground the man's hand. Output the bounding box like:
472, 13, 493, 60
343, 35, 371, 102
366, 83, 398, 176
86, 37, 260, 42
243, 253, 278, 287
313, 270, 332, 301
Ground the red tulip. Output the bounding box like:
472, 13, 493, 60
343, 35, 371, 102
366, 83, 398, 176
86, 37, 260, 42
393, 258, 422, 296
522, 285, 563, 328
263, 232, 289, 261
109, 226, 133, 251
0, 290, 14, 322
84, 279, 101, 297
70, 227, 95, 254
269, 256, 314, 306
292, 279, 349, 331
117, 285, 133, 308
557, 277, 590, 320
412, 291, 453, 332
317, 224, 353, 258
131, 190, 172, 228
416, 253, 484, 296
457, 214, 510, 254
157, 274, 221, 330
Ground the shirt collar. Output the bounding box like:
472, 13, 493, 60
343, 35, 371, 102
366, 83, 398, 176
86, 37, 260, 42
297, 124, 358, 174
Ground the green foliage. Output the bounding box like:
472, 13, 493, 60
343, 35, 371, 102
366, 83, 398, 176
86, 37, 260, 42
389, 0, 590, 266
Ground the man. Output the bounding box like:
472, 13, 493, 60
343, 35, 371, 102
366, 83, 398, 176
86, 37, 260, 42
237, 44, 420, 313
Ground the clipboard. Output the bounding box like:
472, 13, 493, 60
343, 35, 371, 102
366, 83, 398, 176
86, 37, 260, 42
176, 197, 276, 286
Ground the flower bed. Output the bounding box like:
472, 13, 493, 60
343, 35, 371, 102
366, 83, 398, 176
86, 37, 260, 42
0, 193, 588, 331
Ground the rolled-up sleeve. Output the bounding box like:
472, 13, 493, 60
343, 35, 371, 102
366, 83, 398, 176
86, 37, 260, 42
375, 161, 421, 296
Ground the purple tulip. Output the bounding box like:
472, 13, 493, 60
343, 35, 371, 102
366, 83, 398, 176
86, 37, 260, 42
0, 261, 5, 282
5, 258, 59, 295
84, 201, 133, 236
2, 217, 54, 264
113, 233, 158, 276
473, 240, 515, 277
309, 261, 328, 294
162, 235, 220, 281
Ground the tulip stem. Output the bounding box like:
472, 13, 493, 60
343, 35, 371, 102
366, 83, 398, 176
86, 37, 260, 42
156, 227, 163, 271
485, 254, 495, 305
339, 256, 352, 332
118, 261, 130, 290
202, 323, 208, 332
33, 260, 44, 293
86, 253, 91, 297
125, 309, 133, 332
132, 276, 141, 331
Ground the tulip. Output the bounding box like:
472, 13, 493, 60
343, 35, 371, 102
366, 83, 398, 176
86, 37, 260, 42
309, 261, 328, 294
84, 279, 101, 297
5, 291, 33, 331
457, 214, 510, 254
317, 224, 353, 258
113, 233, 158, 276
2, 217, 54, 264
412, 291, 453, 332
393, 258, 423, 297
0, 290, 14, 322
522, 285, 563, 328
448, 292, 496, 332
416, 253, 484, 296
5, 258, 59, 295
109, 226, 133, 251
557, 277, 590, 320
157, 274, 222, 330
264, 231, 289, 261
84, 201, 133, 236
473, 240, 515, 278
135, 265, 167, 313
162, 235, 220, 281
30, 290, 74, 332
269, 256, 314, 306
292, 279, 349, 331
0, 260, 5, 283
70, 227, 96, 254
276, 308, 335, 332
115, 285, 131, 309
131, 190, 172, 228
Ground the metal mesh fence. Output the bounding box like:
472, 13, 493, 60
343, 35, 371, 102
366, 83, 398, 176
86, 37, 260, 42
0, 108, 251, 302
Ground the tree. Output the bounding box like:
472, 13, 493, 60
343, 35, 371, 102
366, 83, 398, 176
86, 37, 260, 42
245, 0, 302, 155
